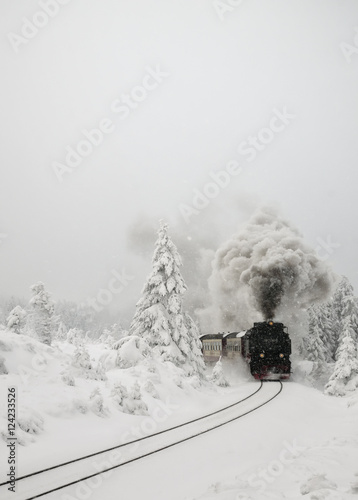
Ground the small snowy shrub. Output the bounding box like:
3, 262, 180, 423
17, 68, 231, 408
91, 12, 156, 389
73, 344, 92, 370
90, 387, 108, 417
67, 328, 83, 345
143, 380, 159, 399
7, 306, 27, 334
115, 335, 151, 368
211, 358, 229, 387
111, 381, 129, 409
142, 358, 158, 374
111, 381, 148, 415
125, 382, 148, 415
94, 361, 107, 381
72, 399, 88, 414
61, 372, 75, 386
300, 473, 337, 495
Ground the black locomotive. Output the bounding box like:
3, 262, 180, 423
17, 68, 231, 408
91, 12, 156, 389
242, 321, 291, 380
200, 320, 291, 381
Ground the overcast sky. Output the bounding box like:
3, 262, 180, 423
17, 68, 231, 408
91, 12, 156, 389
1, 0, 358, 324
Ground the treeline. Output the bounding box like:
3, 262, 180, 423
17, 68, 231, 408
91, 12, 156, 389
304, 276, 358, 395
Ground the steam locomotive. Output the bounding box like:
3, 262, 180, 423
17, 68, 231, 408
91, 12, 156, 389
200, 321, 291, 380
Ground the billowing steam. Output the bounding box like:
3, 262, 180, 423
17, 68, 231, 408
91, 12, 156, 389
198, 206, 335, 331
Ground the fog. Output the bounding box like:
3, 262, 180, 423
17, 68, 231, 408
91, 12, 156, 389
1, 0, 358, 326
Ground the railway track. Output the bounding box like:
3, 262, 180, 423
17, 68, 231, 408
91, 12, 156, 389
0, 381, 282, 500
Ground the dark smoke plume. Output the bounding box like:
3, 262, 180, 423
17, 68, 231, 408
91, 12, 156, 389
198, 206, 335, 331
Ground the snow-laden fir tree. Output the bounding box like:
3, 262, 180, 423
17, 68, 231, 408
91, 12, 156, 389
306, 307, 327, 363
339, 294, 358, 345
7, 305, 27, 334
325, 328, 358, 396
304, 306, 330, 381
129, 221, 204, 375
314, 303, 335, 362
211, 357, 229, 387
28, 282, 54, 345
330, 276, 358, 355
324, 279, 358, 396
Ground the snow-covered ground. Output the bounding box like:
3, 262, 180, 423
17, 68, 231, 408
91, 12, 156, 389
1, 330, 358, 500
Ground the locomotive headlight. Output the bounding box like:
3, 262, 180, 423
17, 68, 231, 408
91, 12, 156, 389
259, 353, 265, 358
279, 353, 284, 358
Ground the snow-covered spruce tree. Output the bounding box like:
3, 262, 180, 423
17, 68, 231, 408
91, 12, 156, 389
7, 305, 27, 334
129, 221, 204, 375
325, 328, 358, 396
316, 302, 336, 362
28, 282, 55, 345
305, 306, 329, 380
181, 313, 205, 376
211, 357, 229, 387
339, 294, 358, 345
331, 276, 358, 356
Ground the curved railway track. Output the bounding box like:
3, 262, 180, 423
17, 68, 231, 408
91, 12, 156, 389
0, 381, 282, 500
